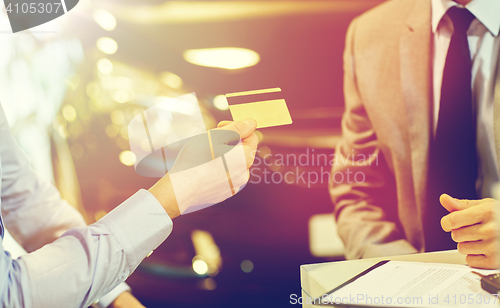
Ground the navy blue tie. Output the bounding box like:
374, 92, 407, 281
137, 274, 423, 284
425, 7, 477, 252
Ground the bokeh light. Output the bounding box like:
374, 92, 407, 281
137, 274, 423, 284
240, 260, 254, 273
160, 72, 183, 89
183, 47, 260, 70
94, 210, 107, 221
213, 95, 229, 111
93, 9, 117, 31
192, 259, 209, 275
119, 150, 136, 166
62, 105, 77, 122
96, 37, 118, 55
97, 58, 113, 74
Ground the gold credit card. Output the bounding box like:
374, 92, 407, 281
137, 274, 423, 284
225, 87, 293, 129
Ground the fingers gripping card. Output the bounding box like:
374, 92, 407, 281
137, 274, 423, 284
128, 93, 248, 215
168, 130, 247, 215
225, 88, 292, 129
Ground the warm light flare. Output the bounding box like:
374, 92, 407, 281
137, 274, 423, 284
160, 72, 183, 89
192, 259, 209, 275
183, 47, 260, 70
97, 58, 113, 74
62, 105, 77, 122
119, 150, 136, 166
213, 95, 229, 110
96, 37, 118, 55
93, 9, 117, 31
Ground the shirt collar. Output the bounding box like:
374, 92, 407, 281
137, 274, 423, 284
431, 0, 500, 36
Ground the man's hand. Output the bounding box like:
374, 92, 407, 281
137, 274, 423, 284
216, 119, 258, 168
440, 194, 500, 269
149, 119, 258, 218
109, 291, 145, 308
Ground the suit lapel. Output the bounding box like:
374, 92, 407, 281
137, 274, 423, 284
494, 59, 500, 171
399, 0, 432, 247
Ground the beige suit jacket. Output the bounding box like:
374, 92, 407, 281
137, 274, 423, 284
330, 0, 500, 259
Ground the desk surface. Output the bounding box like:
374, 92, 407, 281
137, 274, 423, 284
300, 250, 466, 307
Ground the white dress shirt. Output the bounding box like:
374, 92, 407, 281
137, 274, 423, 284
0, 104, 173, 307
431, 0, 500, 198
2, 227, 132, 308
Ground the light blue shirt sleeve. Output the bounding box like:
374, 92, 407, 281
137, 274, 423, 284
0, 106, 173, 307
2, 228, 132, 308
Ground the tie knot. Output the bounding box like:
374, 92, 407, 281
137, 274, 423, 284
447, 7, 475, 34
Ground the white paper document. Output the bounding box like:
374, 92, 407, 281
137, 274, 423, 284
322, 261, 500, 307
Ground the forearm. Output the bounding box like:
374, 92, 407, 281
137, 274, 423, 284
2, 189, 172, 308
2, 228, 135, 308
148, 174, 180, 219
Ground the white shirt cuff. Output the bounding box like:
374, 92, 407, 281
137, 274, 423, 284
98, 189, 173, 273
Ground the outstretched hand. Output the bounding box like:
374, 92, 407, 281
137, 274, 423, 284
149, 119, 259, 218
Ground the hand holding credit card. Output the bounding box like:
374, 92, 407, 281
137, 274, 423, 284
225, 87, 293, 129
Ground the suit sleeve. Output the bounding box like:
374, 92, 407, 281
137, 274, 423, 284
0, 106, 173, 307
329, 18, 418, 259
